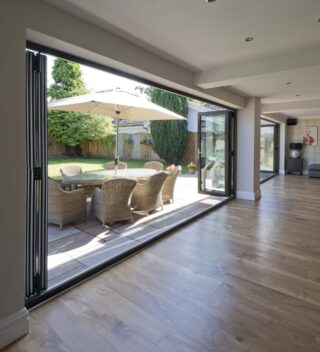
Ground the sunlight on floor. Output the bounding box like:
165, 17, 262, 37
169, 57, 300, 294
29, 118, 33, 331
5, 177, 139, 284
47, 175, 225, 288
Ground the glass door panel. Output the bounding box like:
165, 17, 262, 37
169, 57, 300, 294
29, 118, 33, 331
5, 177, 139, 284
198, 110, 233, 196
260, 125, 278, 172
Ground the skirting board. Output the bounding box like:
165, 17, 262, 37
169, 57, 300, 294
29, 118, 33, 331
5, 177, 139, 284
237, 189, 261, 201
0, 308, 29, 350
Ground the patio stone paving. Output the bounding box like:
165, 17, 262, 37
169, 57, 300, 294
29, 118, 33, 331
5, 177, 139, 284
47, 175, 226, 288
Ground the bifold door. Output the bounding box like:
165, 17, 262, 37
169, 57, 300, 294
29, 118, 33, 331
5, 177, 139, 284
198, 110, 235, 197
260, 124, 279, 173
26, 51, 48, 300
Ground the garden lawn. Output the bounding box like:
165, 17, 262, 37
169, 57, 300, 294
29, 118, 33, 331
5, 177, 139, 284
48, 158, 188, 179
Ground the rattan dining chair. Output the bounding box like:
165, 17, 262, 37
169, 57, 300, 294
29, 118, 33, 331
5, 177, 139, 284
60, 165, 83, 177
103, 161, 127, 170
48, 179, 86, 230
143, 161, 163, 172
93, 178, 137, 225
162, 165, 181, 203
131, 171, 169, 214
60, 165, 83, 191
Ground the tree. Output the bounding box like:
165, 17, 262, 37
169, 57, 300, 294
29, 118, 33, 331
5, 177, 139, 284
146, 87, 188, 163
48, 59, 113, 155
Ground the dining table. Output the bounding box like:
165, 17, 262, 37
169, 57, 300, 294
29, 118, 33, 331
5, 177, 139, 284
61, 168, 157, 188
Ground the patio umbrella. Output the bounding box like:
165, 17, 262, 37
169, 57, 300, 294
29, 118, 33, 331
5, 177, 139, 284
48, 89, 185, 171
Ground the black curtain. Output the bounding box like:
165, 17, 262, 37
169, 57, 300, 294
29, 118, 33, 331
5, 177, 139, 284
26, 51, 48, 298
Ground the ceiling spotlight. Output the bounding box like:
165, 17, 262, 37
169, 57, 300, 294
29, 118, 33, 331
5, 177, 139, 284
206, 0, 216, 2
245, 37, 254, 42
286, 82, 292, 85
296, 94, 300, 97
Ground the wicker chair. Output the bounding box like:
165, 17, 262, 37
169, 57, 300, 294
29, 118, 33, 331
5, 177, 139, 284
59, 165, 83, 191
144, 161, 163, 172
48, 179, 86, 230
162, 166, 181, 203
103, 161, 127, 170
60, 165, 83, 177
93, 178, 137, 225
131, 171, 169, 214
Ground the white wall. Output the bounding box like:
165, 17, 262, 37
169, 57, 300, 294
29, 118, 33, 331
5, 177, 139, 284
0, 0, 245, 348
287, 117, 320, 172
187, 107, 200, 133
186, 102, 211, 132
237, 98, 261, 200
0, 3, 29, 348
279, 122, 287, 175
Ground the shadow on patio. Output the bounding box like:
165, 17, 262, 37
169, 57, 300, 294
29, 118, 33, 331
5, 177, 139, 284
48, 175, 225, 288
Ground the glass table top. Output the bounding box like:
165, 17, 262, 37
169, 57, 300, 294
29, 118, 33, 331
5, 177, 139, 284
62, 168, 157, 185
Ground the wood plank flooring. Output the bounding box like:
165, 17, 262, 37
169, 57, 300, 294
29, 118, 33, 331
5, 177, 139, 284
4, 175, 320, 352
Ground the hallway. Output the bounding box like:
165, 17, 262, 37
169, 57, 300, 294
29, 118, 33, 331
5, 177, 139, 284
5, 175, 320, 352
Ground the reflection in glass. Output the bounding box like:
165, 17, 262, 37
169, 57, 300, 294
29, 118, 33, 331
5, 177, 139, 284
260, 126, 274, 171
200, 114, 225, 193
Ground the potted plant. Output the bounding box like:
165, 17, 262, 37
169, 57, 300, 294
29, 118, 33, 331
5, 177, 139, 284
187, 162, 197, 174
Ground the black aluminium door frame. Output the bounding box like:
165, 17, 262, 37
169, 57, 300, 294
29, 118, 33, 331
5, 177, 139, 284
26, 41, 237, 188
273, 123, 280, 173
197, 110, 235, 197
260, 123, 280, 173
26, 51, 48, 299
26, 41, 237, 112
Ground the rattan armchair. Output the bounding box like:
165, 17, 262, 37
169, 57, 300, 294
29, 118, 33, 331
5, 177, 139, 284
103, 161, 127, 170
60, 165, 83, 191
162, 166, 181, 203
93, 178, 137, 225
131, 171, 169, 214
60, 165, 83, 177
143, 161, 163, 172
48, 179, 86, 230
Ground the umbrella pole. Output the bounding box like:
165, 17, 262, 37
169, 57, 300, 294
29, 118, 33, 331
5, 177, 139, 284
115, 110, 120, 175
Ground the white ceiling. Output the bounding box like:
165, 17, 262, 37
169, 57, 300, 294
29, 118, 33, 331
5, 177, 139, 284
229, 66, 320, 104
281, 111, 320, 119
45, 0, 320, 118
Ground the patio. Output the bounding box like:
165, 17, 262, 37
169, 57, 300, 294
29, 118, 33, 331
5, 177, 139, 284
48, 174, 225, 288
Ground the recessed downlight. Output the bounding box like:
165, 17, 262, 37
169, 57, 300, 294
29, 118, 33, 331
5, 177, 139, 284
296, 94, 300, 97
245, 37, 254, 42
206, 0, 216, 2
286, 82, 292, 85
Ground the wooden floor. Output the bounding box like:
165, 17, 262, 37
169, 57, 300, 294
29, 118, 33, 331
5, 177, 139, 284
5, 175, 320, 352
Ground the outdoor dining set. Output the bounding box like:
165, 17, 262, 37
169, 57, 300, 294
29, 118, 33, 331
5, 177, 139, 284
48, 161, 181, 229
47, 89, 186, 230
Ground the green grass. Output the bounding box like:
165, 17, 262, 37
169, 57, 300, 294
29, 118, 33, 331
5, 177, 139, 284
48, 158, 188, 179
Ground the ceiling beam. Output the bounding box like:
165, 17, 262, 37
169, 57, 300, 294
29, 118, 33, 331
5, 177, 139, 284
194, 47, 320, 89
261, 99, 320, 113
261, 113, 288, 124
